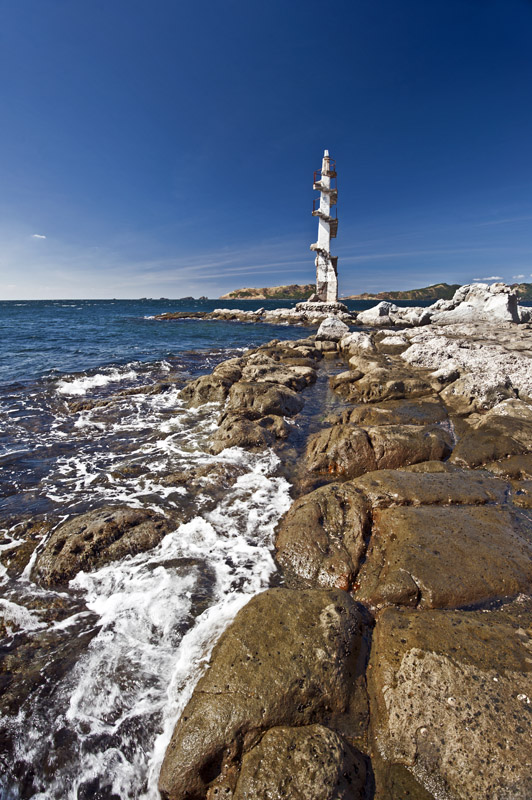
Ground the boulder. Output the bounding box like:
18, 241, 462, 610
275, 482, 370, 590
430, 282, 520, 324
225, 381, 304, 418
356, 302, 399, 328
180, 359, 243, 407
368, 600, 532, 799
352, 467, 508, 509
450, 399, 532, 467
240, 362, 317, 391
339, 331, 376, 355
331, 398, 448, 428
210, 413, 290, 454
233, 725, 366, 800
331, 366, 433, 404
32, 506, 173, 586
484, 453, 532, 479
159, 588, 363, 800
316, 316, 350, 342
355, 503, 532, 609
306, 424, 451, 479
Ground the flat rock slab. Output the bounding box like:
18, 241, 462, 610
233, 725, 366, 800
306, 424, 452, 479
32, 506, 173, 586
159, 588, 363, 800
369, 600, 532, 799
484, 453, 532, 479
275, 482, 370, 590
356, 504, 532, 609
331, 398, 448, 427
352, 468, 508, 508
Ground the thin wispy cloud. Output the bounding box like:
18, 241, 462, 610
31, 233, 47, 239
477, 215, 532, 227
513, 274, 525, 279
473, 275, 503, 281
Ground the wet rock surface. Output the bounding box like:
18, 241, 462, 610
369, 600, 532, 799
275, 482, 370, 590
233, 724, 366, 800
158, 587, 363, 800
306, 422, 452, 478
32, 505, 174, 586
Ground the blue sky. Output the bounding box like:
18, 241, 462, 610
1, 0, 532, 299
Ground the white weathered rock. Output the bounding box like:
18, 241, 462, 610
430, 283, 520, 324
316, 316, 350, 342
356, 301, 399, 327
401, 321, 532, 408
339, 332, 376, 355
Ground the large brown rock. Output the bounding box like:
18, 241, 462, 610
225, 381, 304, 418
306, 424, 376, 478
450, 399, 532, 467
233, 725, 366, 800
368, 601, 532, 799
32, 506, 173, 586
484, 453, 532, 479
159, 588, 363, 800
355, 504, 532, 609
240, 361, 317, 391
331, 366, 433, 404
352, 467, 508, 508
180, 359, 243, 407
331, 397, 448, 427
209, 412, 290, 454
275, 483, 370, 590
306, 423, 451, 479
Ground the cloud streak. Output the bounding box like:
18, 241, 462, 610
31, 233, 47, 239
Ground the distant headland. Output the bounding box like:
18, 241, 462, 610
220, 281, 532, 301
220, 284, 315, 300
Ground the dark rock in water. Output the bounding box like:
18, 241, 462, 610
233, 724, 366, 800
209, 412, 291, 454
32, 506, 174, 586
0, 518, 52, 578
180, 359, 243, 407
275, 482, 370, 590
368, 599, 532, 799
356, 503, 532, 609
226, 380, 304, 418
306, 423, 452, 479
158, 588, 362, 800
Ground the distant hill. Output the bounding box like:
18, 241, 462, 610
347, 283, 461, 301
220, 284, 315, 300
512, 282, 532, 300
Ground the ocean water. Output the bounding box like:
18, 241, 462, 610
0, 298, 328, 799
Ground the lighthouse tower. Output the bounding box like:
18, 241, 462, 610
310, 150, 338, 302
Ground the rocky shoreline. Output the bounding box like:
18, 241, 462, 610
156, 284, 532, 799
2, 282, 532, 798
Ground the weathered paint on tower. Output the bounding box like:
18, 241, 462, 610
311, 150, 338, 302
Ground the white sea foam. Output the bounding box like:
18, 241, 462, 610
56, 368, 138, 396
20, 447, 290, 800
0, 598, 46, 633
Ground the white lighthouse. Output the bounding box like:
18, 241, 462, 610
310, 150, 338, 302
